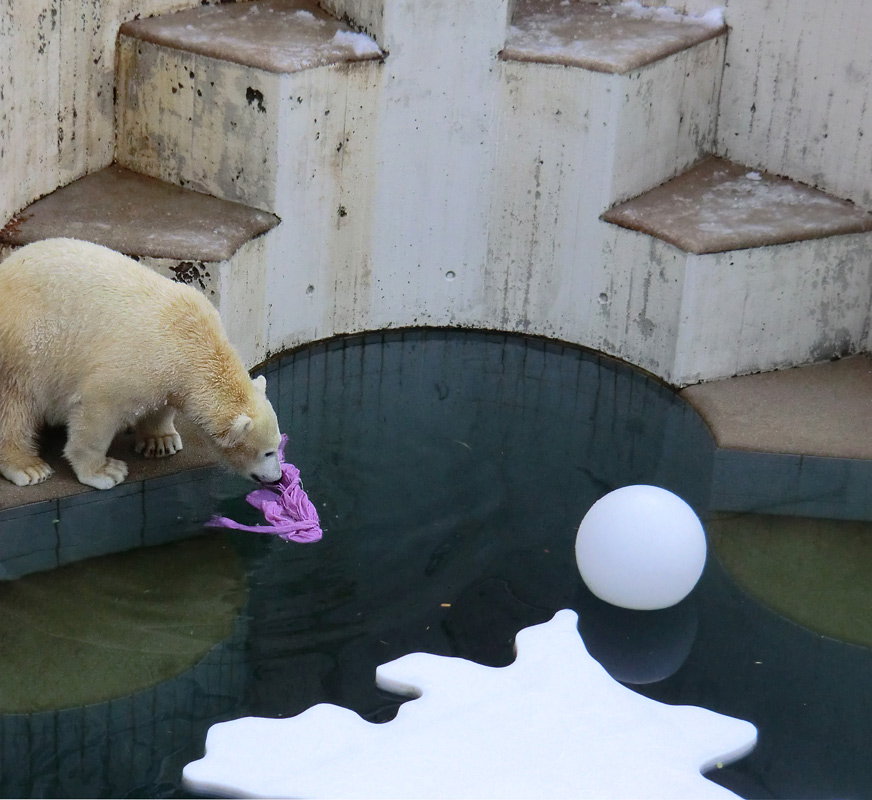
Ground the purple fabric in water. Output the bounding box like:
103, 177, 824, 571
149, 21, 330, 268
207, 435, 322, 543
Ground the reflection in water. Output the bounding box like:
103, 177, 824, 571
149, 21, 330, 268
0, 535, 247, 798
0, 536, 245, 713
239, 331, 714, 724
0, 331, 869, 799
576, 589, 698, 685
709, 512, 872, 648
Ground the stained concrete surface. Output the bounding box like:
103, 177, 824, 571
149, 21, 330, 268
603, 156, 872, 254
682, 353, 872, 459
120, 0, 384, 74
0, 165, 279, 261
502, 0, 726, 73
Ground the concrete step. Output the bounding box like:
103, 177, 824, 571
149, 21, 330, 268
503, 0, 726, 74
0, 419, 218, 513
0, 418, 244, 580
602, 155, 872, 254
0, 356, 283, 578
0, 165, 280, 365
496, 0, 727, 209
598, 156, 872, 385
119, 0, 383, 73
0, 344, 281, 580
682, 353, 872, 460
681, 354, 872, 520
116, 0, 384, 212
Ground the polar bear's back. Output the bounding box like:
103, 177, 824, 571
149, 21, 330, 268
0, 237, 196, 307
0, 238, 221, 400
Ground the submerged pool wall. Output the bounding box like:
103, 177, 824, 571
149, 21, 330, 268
1, 0, 872, 386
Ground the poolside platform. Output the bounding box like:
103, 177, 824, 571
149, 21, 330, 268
0, 418, 219, 512
681, 353, 872, 460
682, 354, 872, 521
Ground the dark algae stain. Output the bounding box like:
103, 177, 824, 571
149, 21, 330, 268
246, 87, 266, 113
169, 260, 210, 289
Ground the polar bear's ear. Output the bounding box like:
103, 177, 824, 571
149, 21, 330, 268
252, 375, 267, 394
218, 414, 254, 447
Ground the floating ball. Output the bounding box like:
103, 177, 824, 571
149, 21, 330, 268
575, 485, 706, 610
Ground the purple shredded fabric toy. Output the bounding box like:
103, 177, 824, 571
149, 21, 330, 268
207, 435, 322, 543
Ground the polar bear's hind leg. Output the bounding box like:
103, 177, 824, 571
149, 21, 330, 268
134, 406, 183, 458
64, 397, 129, 490
0, 384, 54, 486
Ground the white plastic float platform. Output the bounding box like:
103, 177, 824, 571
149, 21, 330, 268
183, 610, 756, 799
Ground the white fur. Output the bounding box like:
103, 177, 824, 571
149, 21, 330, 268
0, 238, 282, 490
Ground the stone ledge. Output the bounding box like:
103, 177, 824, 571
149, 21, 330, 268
602, 156, 872, 254
502, 0, 726, 74
0, 417, 220, 513
120, 0, 384, 74
681, 354, 872, 460
0, 165, 280, 262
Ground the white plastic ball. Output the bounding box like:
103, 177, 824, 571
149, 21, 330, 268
575, 485, 706, 610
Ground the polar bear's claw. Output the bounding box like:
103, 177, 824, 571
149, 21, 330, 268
135, 433, 183, 458
0, 459, 54, 487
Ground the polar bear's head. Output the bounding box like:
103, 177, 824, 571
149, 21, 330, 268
217, 376, 283, 483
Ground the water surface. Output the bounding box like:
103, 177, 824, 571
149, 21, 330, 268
0, 330, 869, 799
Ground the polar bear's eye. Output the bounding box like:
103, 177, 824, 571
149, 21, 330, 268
264, 451, 276, 458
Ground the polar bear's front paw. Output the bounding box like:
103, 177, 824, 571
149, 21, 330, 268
0, 458, 54, 487
76, 457, 129, 490
135, 432, 183, 458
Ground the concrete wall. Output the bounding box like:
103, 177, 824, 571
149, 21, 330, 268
642, 0, 872, 210
0, 0, 207, 226
717, 0, 872, 209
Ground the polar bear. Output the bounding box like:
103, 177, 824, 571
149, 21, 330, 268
0, 237, 282, 490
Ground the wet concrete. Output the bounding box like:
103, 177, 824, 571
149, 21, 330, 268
0, 165, 279, 261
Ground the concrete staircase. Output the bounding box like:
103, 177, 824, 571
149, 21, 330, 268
2, 0, 872, 567
492, 0, 872, 386
4, 0, 870, 381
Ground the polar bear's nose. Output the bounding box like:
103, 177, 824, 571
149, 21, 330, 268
251, 462, 282, 484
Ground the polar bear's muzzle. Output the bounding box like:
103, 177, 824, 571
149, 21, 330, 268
251, 452, 282, 484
